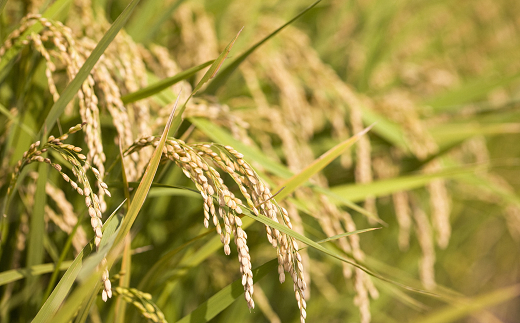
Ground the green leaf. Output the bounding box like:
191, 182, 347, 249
275, 124, 374, 201
314, 227, 381, 244
204, 0, 322, 95
415, 284, 520, 323
32, 201, 125, 323
0, 0, 7, 15
190, 117, 291, 178
45, 210, 124, 323
0, 261, 73, 286
359, 107, 411, 153
155, 216, 256, 307
25, 162, 47, 303
429, 122, 520, 145
120, 60, 214, 104
330, 165, 483, 202
126, 0, 184, 44
170, 28, 243, 136
137, 228, 213, 290
0, 102, 36, 137
42, 219, 82, 303
110, 94, 180, 254
39, 0, 142, 138
423, 72, 520, 112
175, 259, 278, 323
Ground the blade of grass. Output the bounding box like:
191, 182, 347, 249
359, 107, 411, 153
274, 124, 374, 201
0, 103, 36, 137
137, 229, 214, 290
32, 201, 125, 323
114, 235, 132, 323
0, 261, 73, 286
315, 227, 381, 244
170, 28, 243, 136
39, 0, 142, 138
46, 212, 124, 323
72, 96, 179, 320
42, 218, 82, 303
429, 122, 520, 145
330, 164, 483, 202
175, 259, 278, 323
0, 0, 7, 15
190, 117, 291, 178
415, 284, 520, 323
120, 60, 214, 104
126, 0, 184, 44
424, 72, 520, 112
114, 141, 132, 323
110, 94, 180, 252
155, 218, 258, 307
25, 163, 47, 305
204, 0, 322, 95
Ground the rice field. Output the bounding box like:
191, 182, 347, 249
1, 0, 520, 322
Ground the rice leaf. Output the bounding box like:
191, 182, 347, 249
44, 212, 124, 323
138, 229, 214, 290
330, 165, 483, 202
0, 103, 35, 137
114, 142, 132, 323
204, 0, 322, 95
170, 28, 243, 136
359, 107, 411, 153
110, 94, 180, 252
175, 259, 278, 323
32, 201, 125, 323
120, 60, 214, 104
25, 162, 48, 303
275, 124, 374, 201
429, 122, 520, 145
0, 0, 7, 15
424, 72, 520, 112
414, 284, 520, 323
315, 227, 381, 244
155, 216, 256, 307
126, 0, 184, 44
64, 97, 179, 320
42, 219, 82, 302
0, 261, 73, 286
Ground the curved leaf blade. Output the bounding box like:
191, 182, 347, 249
120, 60, 214, 104
275, 124, 374, 201
204, 0, 322, 95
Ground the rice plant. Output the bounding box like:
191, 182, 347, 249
1, 0, 520, 322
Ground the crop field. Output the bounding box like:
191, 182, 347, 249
1, 0, 520, 322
